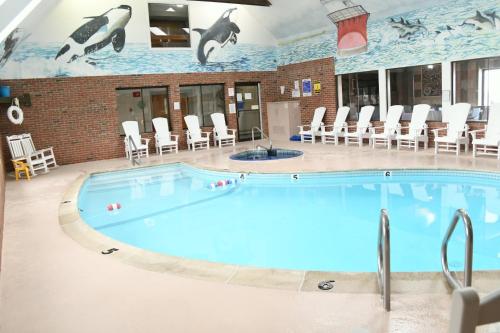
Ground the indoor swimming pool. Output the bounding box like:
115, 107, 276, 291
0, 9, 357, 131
78, 164, 500, 272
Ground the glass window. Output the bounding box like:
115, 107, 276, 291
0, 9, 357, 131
148, 3, 190, 48
180, 84, 225, 127
388, 64, 442, 121
340, 71, 379, 121
453, 56, 500, 121
116, 87, 170, 134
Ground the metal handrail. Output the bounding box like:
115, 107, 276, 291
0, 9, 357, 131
377, 209, 391, 311
441, 209, 473, 290
251, 127, 272, 150
127, 135, 140, 166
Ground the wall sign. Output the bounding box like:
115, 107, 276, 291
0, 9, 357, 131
314, 81, 321, 95
302, 78, 312, 97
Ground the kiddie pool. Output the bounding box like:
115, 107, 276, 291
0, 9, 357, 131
76, 164, 500, 273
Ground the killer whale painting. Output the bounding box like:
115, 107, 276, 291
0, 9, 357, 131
55, 5, 132, 63
193, 8, 241, 65
0, 28, 29, 68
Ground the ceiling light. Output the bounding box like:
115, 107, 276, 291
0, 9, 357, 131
427, 65, 434, 69
182, 28, 190, 34
176, 4, 185, 7
150, 27, 167, 36
165, 7, 175, 12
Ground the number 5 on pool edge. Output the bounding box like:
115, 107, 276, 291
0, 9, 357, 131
291, 174, 299, 181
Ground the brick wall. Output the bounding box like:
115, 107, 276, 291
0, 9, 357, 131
0, 71, 278, 166
276, 58, 337, 126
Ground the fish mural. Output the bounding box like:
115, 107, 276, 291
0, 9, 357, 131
55, 5, 132, 63
389, 17, 427, 39
193, 8, 240, 65
0, 28, 29, 68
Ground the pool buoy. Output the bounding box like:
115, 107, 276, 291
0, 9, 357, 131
208, 179, 238, 189
107, 203, 121, 211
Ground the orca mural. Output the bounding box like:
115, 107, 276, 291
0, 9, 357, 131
193, 8, 241, 65
0, 28, 28, 68
55, 5, 132, 64
389, 18, 427, 39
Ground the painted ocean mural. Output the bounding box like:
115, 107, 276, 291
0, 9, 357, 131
279, 0, 500, 74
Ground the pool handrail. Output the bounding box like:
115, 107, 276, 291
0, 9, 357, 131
377, 209, 391, 311
251, 126, 272, 150
441, 209, 473, 290
127, 135, 141, 166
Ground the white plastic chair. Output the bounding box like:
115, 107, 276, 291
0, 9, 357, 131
433, 103, 471, 155
298, 107, 326, 144
345, 105, 375, 147
211, 113, 236, 148
396, 104, 431, 152
471, 103, 500, 159
6, 134, 49, 176
370, 105, 404, 150
184, 115, 210, 151
321, 106, 350, 145
122, 121, 150, 159
152, 117, 178, 155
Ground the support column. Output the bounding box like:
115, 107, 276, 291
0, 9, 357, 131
337, 75, 343, 107
442, 61, 452, 123
378, 68, 387, 121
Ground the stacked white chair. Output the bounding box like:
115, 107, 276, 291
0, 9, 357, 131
396, 104, 431, 152
152, 117, 178, 155
211, 113, 236, 148
344, 105, 375, 147
298, 107, 326, 144
6, 134, 52, 176
470, 103, 500, 159
184, 115, 210, 151
370, 105, 404, 150
122, 121, 150, 159
321, 106, 350, 145
433, 103, 471, 155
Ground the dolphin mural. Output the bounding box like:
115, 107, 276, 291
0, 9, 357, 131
484, 11, 500, 30
0, 28, 29, 68
193, 8, 240, 65
389, 17, 427, 39
460, 10, 496, 30
55, 5, 132, 63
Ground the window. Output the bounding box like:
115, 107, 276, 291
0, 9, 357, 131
148, 3, 190, 48
453, 56, 500, 121
388, 64, 442, 121
117, 87, 170, 134
340, 71, 379, 121
180, 84, 225, 127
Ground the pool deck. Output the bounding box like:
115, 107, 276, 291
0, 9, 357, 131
1, 141, 500, 333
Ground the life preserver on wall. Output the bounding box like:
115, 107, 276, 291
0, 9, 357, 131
7, 98, 23, 125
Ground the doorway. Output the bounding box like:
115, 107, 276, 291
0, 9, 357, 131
235, 83, 262, 141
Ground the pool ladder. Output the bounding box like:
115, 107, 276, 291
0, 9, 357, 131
127, 135, 141, 166
377, 209, 391, 311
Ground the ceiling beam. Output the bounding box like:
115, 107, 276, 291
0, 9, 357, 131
188, 0, 272, 6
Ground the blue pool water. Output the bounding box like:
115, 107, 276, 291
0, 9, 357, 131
78, 164, 500, 272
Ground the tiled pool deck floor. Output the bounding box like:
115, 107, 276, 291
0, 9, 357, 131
1, 141, 500, 333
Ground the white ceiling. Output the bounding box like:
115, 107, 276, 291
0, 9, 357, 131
247, 0, 449, 40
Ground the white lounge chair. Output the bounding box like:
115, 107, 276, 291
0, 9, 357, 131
471, 103, 500, 159
122, 121, 150, 159
370, 105, 404, 150
152, 117, 178, 155
396, 104, 431, 152
321, 106, 350, 145
184, 115, 210, 151
211, 113, 236, 148
6, 134, 50, 176
433, 103, 471, 155
345, 105, 375, 147
298, 107, 326, 144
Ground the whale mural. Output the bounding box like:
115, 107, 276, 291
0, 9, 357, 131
0, 28, 29, 68
55, 5, 132, 63
389, 18, 427, 39
193, 8, 241, 65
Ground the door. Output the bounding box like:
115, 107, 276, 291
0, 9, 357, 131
235, 83, 262, 141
